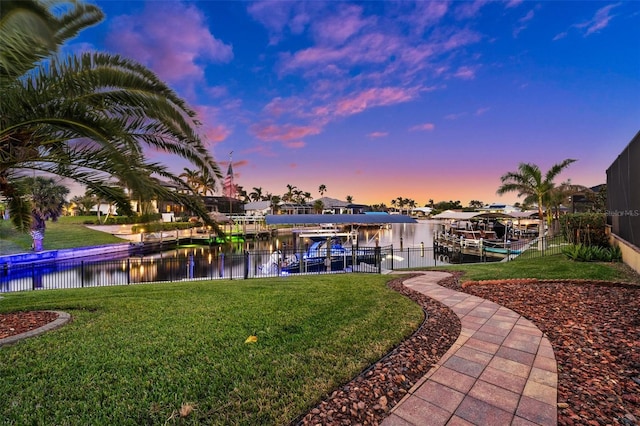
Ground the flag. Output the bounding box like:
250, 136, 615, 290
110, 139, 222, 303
223, 162, 236, 199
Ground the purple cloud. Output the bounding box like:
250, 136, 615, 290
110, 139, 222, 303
334, 87, 417, 116
368, 131, 389, 138
409, 123, 436, 132
577, 3, 622, 36
106, 2, 233, 83
455, 0, 490, 19
453, 66, 476, 80
554, 3, 622, 40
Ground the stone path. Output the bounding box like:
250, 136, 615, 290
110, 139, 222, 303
382, 271, 557, 426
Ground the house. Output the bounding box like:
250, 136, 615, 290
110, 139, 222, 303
244, 200, 272, 216
478, 203, 521, 214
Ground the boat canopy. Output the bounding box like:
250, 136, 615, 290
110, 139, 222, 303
431, 211, 516, 220
265, 214, 417, 226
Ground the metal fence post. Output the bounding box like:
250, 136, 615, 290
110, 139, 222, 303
81, 261, 85, 288
244, 251, 249, 279
127, 259, 131, 285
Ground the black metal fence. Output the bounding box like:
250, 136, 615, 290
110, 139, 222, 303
0, 236, 569, 293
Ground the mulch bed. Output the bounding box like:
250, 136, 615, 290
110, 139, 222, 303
0, 311, 59, 339
439, 272, 640, 426
298, 274, 461, 425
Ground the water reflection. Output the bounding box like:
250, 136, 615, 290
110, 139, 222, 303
1, 221, 438, 292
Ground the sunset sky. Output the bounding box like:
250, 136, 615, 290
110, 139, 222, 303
72, 0, 639, 206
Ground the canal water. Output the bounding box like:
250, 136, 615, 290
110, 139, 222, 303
1, 221, 440, 292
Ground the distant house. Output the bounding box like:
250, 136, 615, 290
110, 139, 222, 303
411, 207, 433, 217
315, 197, 349, 214
244, 200, 272, 216
607, 130, 640, 274
479, 203, 521, 214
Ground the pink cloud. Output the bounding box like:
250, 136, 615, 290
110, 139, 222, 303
250, 122, 321, 143
475, 107, 490, 116
284, 141, 306, 149
409, 123, 435, 132
453, 66, 476, 80
455, 0, 490, 19
205, 125, 231, 143
263, 97, 307, 118
407, 2, 449, 33
369, 131, 388, 138
107, 2, 233, 83
247, 1, 312, 44
445, 112, 466, 120
334, 87, 417, 116
577, 3, 621, 36
311, 4, 372, 46
193, 105, 231, 144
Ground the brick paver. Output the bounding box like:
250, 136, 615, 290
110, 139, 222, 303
382, 271, 557, 426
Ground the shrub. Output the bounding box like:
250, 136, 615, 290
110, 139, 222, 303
560, 213, 608, 247
562, 243, 622, 262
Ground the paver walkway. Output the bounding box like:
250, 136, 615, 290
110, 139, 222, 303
382, 271, 557, 426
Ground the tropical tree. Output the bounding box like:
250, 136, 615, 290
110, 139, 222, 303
313, 199, 324, 214
468, 200, 484, 210
318, 184, 327, 197
269, 195, 281, 214
70, 192, 97, 216
283, 184, 297, 203
179, 168, 200, 192
346, 195, 354, 204
1, 0, 220, 235
16, 176, 69, 251
249, 187, 263, 202
545, 180, 590, 235
497, 159, 576, 247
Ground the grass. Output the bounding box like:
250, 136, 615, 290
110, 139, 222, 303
0, 216, 125, 255
0, 274, 423, 425
431, 254, 640, 283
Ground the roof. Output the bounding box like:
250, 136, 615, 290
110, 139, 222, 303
265, 214, 417, 225
244, 201, 271, 210
431, 210, 516, 220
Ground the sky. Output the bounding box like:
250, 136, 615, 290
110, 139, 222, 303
70, 0, 640, 207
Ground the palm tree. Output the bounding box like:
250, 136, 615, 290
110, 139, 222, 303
318, 184, 327, 197
545, 180, 590, 235
70, 192, 97, 216
269, 195, 281, 214
249, 187, 263, 202
17, 176, 69, 251
346, 195, 354, 204
179, 168, 200, 192
1, 0, 220, 234
283, 184, 297, 203
196, 170, 217, 196
313, 199, 324, 214
497, 159, 576, 247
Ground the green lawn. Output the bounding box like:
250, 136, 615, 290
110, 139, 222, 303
432, 254, 640, 283
0, 274, 422, 425
0, 216, 124, 255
